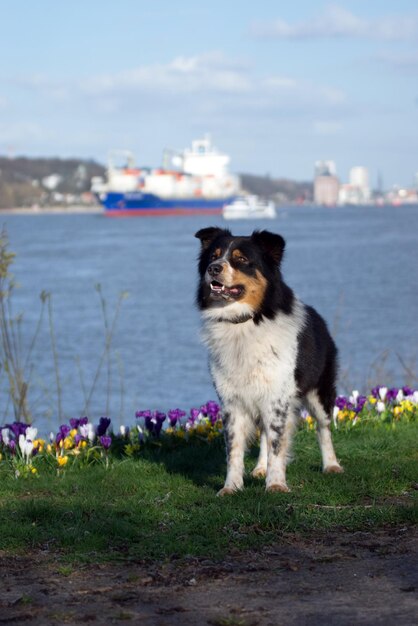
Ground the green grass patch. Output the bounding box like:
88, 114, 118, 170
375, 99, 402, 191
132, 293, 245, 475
0, 423, 417, 562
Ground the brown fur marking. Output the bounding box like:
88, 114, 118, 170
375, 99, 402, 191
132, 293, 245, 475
231, 268, 267, 310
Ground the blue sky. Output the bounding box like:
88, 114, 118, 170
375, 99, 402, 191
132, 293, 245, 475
1, 0, 417, 187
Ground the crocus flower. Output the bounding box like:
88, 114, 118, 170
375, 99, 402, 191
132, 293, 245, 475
96, 417, 111, 437
378, 387, 388, 401
168, 409, 186, 427
189, 408, 200, 424
6, 422, 28, 439
376, 401, 386, 413
18, 434, 34, 462
25, 427, 38, 442
354, 396, 367, 413
386, 388, 399, 402
335, 396, 348, 410
1, 428, 10, 446
99, 435, 112, 450
332, 406, 339, 427
56, 425, 71, 444
144, 411, 166, 436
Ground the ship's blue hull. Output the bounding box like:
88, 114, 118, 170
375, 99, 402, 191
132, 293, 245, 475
100, 192, 236, 216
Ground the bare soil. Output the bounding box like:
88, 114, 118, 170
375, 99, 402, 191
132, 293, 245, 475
1, 527, 417, 626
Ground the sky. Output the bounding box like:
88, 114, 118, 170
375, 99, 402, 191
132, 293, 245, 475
0, 0, 417, 187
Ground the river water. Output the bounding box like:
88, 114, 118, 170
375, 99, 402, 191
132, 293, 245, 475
1, 205, 417, 433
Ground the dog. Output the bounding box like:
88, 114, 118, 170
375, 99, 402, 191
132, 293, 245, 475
195, 227, 343, 496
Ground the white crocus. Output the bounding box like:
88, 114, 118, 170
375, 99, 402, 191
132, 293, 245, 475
378, 387, 388, 401
18, 434, 34, 462
396, 389, 404, 403
87, 423, 95, 443
349, 390, 359, 405
25, 426, 38, 442
120, 425, 127, 436
376, 401, 386, 413
332, 405, 339, 428
1, 428, 10, 446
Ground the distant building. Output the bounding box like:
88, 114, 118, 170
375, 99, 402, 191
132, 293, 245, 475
338, 166, 371, 205
314, 175, 340, 206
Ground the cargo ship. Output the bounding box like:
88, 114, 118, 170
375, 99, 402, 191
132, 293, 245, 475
91, 136, 240, 216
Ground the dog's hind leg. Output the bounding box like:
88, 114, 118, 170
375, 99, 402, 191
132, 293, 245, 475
217, 407, 252, 496
306, 390, 343, 473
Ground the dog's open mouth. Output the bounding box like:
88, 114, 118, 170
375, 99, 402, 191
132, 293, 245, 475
210, 280, 244, 299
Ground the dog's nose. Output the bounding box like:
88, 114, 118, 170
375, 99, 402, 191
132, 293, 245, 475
208, 263, 223, 277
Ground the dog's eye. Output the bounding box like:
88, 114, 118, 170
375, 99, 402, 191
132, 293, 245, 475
237, 256, 248, 263
210, 252, 220, 261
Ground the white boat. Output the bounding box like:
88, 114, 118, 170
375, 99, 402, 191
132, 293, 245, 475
223, 195, 276, 220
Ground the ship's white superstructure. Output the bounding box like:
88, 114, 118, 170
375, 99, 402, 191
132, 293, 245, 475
92, 136, 240, 203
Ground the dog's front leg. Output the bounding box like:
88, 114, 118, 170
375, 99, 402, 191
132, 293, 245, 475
264, 401, 296, 493
217, 408, 249, 496
251, 427, 268, 478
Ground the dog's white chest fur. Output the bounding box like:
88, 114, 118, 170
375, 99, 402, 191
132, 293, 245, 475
202, 300, 306, 414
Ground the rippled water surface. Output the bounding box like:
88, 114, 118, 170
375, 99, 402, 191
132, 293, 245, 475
2, 205, 417, 432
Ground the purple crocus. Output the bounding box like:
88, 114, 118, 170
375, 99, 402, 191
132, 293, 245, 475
204, 401, 221, 424
69, 416, 88, 430
74, 434, 86, 446
354, 395, 367, 413
142, 411, 166, 437
6, 422, 28, 439
335, 396, 348, 410
168, 408, 186, 427
402, 386, 414, 397
56, 424, 71, 444
189, 408, 200, 424
99, 435, 112, 450
371, 387, 380, 399
96, 417, 111, 437
386, 388, 399, 403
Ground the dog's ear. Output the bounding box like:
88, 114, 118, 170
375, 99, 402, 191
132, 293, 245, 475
251, 230, 285, 265
195, 227, 230, 250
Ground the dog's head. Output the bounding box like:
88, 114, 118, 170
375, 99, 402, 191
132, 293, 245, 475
195, 227, 288, 322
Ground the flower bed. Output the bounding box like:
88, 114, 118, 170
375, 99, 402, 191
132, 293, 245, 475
0, 388, 417, 478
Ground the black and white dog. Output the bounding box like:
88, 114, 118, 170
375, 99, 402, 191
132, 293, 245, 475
195, 227, 343, 496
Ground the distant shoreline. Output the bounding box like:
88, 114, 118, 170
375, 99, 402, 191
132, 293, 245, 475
0, 205, 102, 215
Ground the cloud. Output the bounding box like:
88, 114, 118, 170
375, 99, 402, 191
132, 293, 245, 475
375, 51, 418, 71
251, 4, 418, 41
312, 120, 343, 135
77, 52, 346, 116
81, 52, 252, 96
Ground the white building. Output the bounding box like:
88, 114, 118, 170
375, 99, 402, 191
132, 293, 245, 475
338, 166, 371, 205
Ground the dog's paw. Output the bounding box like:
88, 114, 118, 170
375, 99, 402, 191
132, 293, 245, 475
323, 464, 344, 474
266, 483, 290, 493
251, 466, 267, 479
217, 486, 238, 497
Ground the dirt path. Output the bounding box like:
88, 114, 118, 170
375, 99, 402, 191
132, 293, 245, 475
1, 527, 417, 625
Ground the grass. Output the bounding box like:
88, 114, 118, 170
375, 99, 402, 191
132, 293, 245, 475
0, 423, 417, 563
